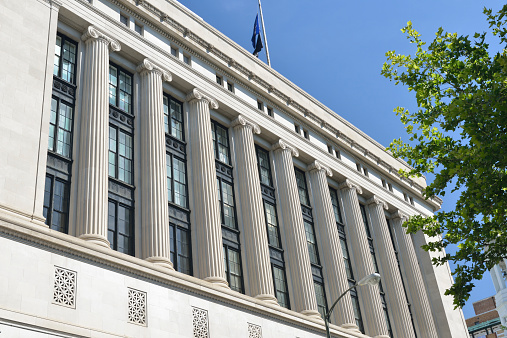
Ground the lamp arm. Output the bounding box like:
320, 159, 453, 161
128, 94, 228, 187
325, 283, 358, 322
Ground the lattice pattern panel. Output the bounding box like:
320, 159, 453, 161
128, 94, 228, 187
128, 288, 147, 326
248, 323, 262, 338
53, 266, 76, 308
192, 307, 209, 338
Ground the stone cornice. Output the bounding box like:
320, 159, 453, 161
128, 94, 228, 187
81, 25, 121, 52
186, 88, 219, 109
338, 179, 363, 195
136, 58, 172, 82
271, 139, 299, 158
307, 160, 332, 177
367, 196, 388, 210
231, 115, 260, 135
390, 210, 409, 223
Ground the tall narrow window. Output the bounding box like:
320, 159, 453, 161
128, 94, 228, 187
294, 168, 310, 206
109, 126, 133, 185
314, 281, 328, 318
330, 187, 364, 332
108, 201, 134, 255
109, 64, 132, 113
256, 146, 290, 308
212, 120, 243, 293
45, 33, 78, 233
164, 95, 191, 275
304, 220, 320, 265
54, 34, 77, 84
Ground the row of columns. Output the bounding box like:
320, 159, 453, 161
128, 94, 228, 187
71, 25, 437, 337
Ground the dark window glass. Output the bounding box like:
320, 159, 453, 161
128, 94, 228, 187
223, 246, 243, 293
295, 169, 310, 206
216, 75, 223, 85
166, 153, 188, 208
360, 204, 372, 238
120, 14, 129, 26
273, 265, 290, 308
217, 179, 236, 229
227, 82, 234, 92
108, 201, 134, 255
171, 47, 179, 57
314, 281, 328, 318
329, 188, 343, 224
267, 107, 273, 117
303, 129, 309, 139
163, 96, 184, 141
350, 289, 364, 332
340, 238, 353, 279
48, 97, 73, 158
256, 147, 272, 186
170, 224, 192, 275
109, 64, 132, 113
54, 35, 77, 83
211, 121, 230, 164
257, 101, 263, 110
304, 221, 320, 265
295, 124, 300, 134
109, 126, 133, 184
43, 175, 70, 233
134, 23, 143, 35
264, 202, 280, 248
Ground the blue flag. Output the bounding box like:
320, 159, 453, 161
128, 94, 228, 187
251, 14, 263, 55
251, 14, 260, 49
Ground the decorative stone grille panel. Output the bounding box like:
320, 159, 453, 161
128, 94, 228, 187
128, 288, 147, 326
248, 323, 262, 338
53, 266, 77, 308
192, 307, 209, 338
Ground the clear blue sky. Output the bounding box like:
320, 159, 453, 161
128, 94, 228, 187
179, 0, 503, 319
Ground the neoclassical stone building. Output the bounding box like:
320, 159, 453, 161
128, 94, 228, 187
0, 0, 468, 337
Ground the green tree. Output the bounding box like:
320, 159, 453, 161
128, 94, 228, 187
381, 6, 507, 308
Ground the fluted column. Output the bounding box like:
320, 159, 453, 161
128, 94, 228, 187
232, 115, 277, 305
307, 161, 358, 330
271, 140, 321, 320
339, 180, 388, 338
137, 59, 174, 269
75, 26, 121, 247
187, 88, 228, 288
391, 211, 438, 338
368, 197, 415, 338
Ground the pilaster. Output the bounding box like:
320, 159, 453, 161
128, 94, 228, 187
75, 26, 121, 247
339, 180, 389, 338
137, 58, 174, 269
368, 197, 415, 338
232, 115, 277, 305
186, 88, 228, 288
271, 140, 321, 320
391, 211, 438, 338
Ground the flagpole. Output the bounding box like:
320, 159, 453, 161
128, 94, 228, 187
257, 0, 271, 67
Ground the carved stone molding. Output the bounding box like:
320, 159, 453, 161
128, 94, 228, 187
136, 58, 172, 82
390, 210, 409, 222
271, 139, 298, 157
186, 88, 219, 109
367, 196, 388, 210
338, 179, 362, 194
41, 0, 62, 10
231, 115, 260, 134
81, 26, 121, 52
306, 160, 332, 177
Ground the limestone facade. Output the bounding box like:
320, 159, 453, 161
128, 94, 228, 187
0, 0, 468, 337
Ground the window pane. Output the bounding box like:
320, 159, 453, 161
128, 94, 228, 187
227, 248, 243, 293
169, 224, 175, 265
221, 181, 236, 228
351, 294, 364, 333
109, 127, 117, 178
340, 238, 353, 279
173, 158, 187, 208
43, 176, 53, 224
176, 227, 191, 275
56, 101, 73, 157
109, 66, 117, 106
273, 266, 289, 308
256, 148, 272, 186
304, 221, 319, 265
48, 98, 58, 152
54, 36, 61, 76
167, 153, 173, 203
61, 40, 76, 83
170, 100, 183, 141
295, 170, 309, 205
360, 204, 372, 238
163, 96, 169, 134
118, 131, 133, 184
330, 189, 343, 224
264, 202, 280, 248
314, 282, 327, 318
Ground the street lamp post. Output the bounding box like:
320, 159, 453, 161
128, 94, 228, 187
324, 273, 381, 338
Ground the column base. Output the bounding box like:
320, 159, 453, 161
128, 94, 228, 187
254, 293, 280, 306
79, 234, 110, 248
31, 213, 48, 227
301, 309, 323, 321
340, 323, 360, 332
374, 335, 390, 338
146, 256, 175, 270
204, 276, 230, 289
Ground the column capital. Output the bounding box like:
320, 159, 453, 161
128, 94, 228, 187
231, 115, 260, 134
338, 179, 362, 194
367, 196, 388, 210
271, 139, 299, 157
307, 160, 332, 177
81, 26, 121, 52
390, 210, 409, 222
137, 58, 172, 82
186, 88, 219, 109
